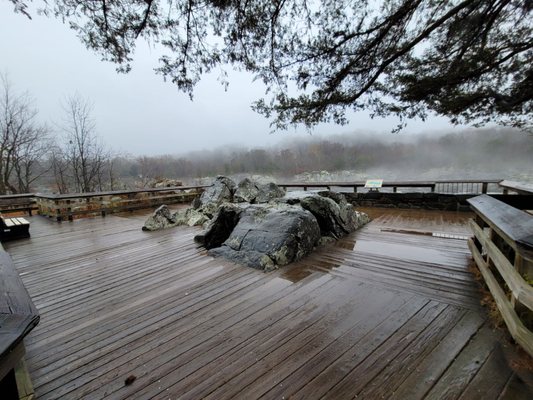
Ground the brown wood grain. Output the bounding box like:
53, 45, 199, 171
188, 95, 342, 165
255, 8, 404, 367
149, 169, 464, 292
4, 208, 532, 399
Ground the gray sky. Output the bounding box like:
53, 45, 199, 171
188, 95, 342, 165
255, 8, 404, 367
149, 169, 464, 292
0, 2, 460, 155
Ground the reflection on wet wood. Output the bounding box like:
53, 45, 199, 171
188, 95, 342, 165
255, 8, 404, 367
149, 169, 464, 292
4, 208, 532, 399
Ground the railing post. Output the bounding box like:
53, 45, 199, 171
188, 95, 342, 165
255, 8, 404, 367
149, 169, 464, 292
482, 182, 488, 194
55, 199, 62, 222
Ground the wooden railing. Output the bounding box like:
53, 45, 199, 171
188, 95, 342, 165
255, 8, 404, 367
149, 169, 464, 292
278, 179, 503, 194
0, 179, 527, 221
0, 194, 38, 216
467, 195, 533, 357
0, 186, 207, 221
36, 185, 207, 222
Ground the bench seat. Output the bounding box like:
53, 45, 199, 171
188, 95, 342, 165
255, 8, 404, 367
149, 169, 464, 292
0, 217, 30, 242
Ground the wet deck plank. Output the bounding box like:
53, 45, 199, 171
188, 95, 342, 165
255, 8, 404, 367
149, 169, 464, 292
4, 208, 532, 399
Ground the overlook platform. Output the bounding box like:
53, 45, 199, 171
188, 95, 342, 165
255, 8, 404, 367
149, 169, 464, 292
4, 208, 533, 399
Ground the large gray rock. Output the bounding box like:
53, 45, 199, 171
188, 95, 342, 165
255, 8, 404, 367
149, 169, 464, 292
145, 186, 370, 272
142, 205, 177, 231
195, 203, 321, 271
196, 176, 236, 217
233, 178, 259, 203
279, 190, 369, 239
194, 203, 243, 249
234, 178, 285, 204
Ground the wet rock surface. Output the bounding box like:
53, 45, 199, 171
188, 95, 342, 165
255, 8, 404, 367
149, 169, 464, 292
144, 176, 370, 271
195, 175, 236, 217
197, 204, 321, 271
142, 205, 177, 231
234, 178, 286, 204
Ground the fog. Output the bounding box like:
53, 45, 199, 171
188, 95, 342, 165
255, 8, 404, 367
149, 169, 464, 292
102, 127, 532, 189
1, 1, 461, 155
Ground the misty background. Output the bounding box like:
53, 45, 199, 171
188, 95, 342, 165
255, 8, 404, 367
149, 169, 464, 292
30, 127, 533, 192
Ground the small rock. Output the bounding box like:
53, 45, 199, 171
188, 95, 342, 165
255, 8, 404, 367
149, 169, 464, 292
142, 205, 177, 231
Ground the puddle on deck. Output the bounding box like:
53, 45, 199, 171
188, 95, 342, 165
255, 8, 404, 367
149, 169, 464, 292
279, 207, 473, 283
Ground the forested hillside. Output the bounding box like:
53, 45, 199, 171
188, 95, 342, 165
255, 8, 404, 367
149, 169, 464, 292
109, 128, 532, 186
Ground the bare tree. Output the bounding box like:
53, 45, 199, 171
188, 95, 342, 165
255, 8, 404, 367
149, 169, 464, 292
0, 73, 50, 194
49, 144, 70, 194
61, 94, 109, 193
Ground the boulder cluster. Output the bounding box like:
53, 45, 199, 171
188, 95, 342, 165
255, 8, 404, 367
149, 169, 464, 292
143, 176, 369, 271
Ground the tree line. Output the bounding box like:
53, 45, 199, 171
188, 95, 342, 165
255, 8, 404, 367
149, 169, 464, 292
0, 74, 115, 195
114, 128, 531, 184
2, 72, 531, 195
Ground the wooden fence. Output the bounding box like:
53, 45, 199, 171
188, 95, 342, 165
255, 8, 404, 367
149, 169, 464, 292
467, 195, 533, 357
0, 179, 526, 221
36, 186, 207, 222
0, 186, 206, 222
278, 179, 503, 194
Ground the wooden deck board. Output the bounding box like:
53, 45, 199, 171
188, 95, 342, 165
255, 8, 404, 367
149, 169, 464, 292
4, 208, 532, 399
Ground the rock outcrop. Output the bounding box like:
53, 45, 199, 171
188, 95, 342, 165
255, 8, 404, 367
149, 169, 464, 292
282, 190, 370, 239
143, 176, 370, 271
196, 203, 321, 272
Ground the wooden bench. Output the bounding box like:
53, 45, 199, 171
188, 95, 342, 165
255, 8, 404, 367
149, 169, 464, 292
499, 180, 533, 195
0, 217, 30, 242
0, 248, 39, 399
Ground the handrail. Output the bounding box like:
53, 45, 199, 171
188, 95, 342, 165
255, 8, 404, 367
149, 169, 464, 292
467, 195, 533, 357
0, 179, 516, 219
34, 184, 209, 200
278, 179, 503, 194
0, 186, 208, 221
35, 186, 207, 222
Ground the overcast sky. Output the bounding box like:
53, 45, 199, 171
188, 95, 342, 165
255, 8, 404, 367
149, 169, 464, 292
0, 2, 461, 155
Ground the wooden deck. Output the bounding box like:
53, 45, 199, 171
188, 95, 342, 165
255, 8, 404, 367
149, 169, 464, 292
4, 208, 533, 399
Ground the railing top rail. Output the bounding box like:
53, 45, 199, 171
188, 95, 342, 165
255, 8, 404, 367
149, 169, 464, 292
0, 193, 36, 200
34, 185, 208, 200
499, 180, 533, 195
468, 194, 533, 255
0, 179, 508, 201
278, 179, 504, 188
278, 181, 437, 187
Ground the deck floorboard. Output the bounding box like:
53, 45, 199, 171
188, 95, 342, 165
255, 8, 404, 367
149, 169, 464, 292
4, 208, 532, 399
